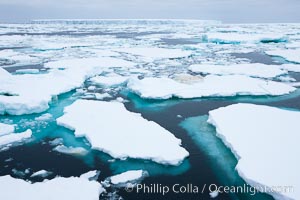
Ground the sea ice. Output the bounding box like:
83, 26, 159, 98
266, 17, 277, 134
115, 47, 192, 59
30, 170, 52, 178
208, 103, 300, 200
90, 74, 129, 87
53, 145, 88, 156
109, 170, 146, 185
57, 100, 189, 165
0, 57, 136, 115
189, 63, 287, 78
0, 175, 103, 200
0, 123, 15, 136
0, 130, 32, 147
266, 49, 300, 63
127, 75, 296, 99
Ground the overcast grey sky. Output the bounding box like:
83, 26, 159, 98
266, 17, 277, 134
1, 0, 300, 23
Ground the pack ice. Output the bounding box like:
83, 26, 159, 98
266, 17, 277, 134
208, 103, 300, 200
57, 100, 189, 165
0, 57, 135, 115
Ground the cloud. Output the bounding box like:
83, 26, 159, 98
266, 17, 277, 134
0, 0, 300, 23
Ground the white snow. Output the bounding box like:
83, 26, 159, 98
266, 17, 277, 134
94, 93, 112, 100
0, 57, 136, 115
30, 170, 52, 178
266, 49, 300, 63
57, 100, 189, 165
0, 123, 15, 136
189, 63, 287, 78
0, 130, 32, 147
53, 145, 88, 156
127, 75, 296, 99
109, 170, 145, 184
115, 47, 192, 59
0, 175, 103, 200
0, 49, 39, 65
279, 64, 300, 72
208, 103, 300, 200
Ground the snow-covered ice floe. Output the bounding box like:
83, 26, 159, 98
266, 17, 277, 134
0, 129, 32, 147
208, 103, 300, 200
115, 47, 192, 60
0, 175, 103, 200
57, 100, 189, 165
53, 145, 89, 156
90, 73, 129, 87
266, 49, 300, 63
109, 170, 147, 185
30, 170, 52, 178
189, 63, 287, 79
127, 75, 296, 99
0, 57, 136, 115
0, 123, 15, 136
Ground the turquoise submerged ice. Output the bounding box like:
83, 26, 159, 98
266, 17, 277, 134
1, 20, 300, 200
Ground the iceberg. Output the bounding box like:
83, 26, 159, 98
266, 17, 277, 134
0, 175, 103, 200
0, 57, 136, 115
208, 103, 300, 200
265, 49, 300, 63
57, 100, 189, 165
189, 63, 287, 79
127, 75, 296, 99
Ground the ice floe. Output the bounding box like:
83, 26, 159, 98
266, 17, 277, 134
189, 63, 287, 79
127, 75, 296, 99
0, 57, 136, 115
266, 49, 300, 63
109, 170, 146, 185
0, 175, 103, 200
0, 123, 15, 136
207, 33, 287, 44
57, 100, 189, 165
208, 103, 300, 200
0, 130, 32, 147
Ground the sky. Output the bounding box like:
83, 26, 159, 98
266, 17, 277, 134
1, 0, 300, 23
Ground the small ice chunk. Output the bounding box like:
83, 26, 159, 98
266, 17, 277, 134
80, 170, 100, 181
35, 113, 52, 121
15, 69, 40, 74
30, 170, 52, 178
209, 190, 219, 198
94, 93, 112, 100
53, 145, 88, 156
109, 170, 146, 185
90, 74, 129, 87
